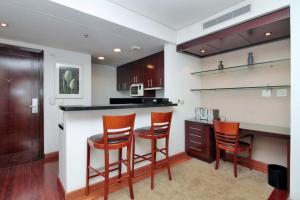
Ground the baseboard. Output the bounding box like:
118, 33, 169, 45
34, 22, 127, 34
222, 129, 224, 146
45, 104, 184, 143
63, 152, 190, 200
57, 176, 66, 199
223, 154, 268, 173
44, 151, 59, 163
268, 189, 288, 200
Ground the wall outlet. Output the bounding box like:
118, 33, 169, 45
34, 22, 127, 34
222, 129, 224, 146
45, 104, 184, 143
276, 89, 288, 97
262, 89, 272, 97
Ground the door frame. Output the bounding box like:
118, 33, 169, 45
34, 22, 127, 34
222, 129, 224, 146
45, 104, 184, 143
0, 43, 44, 160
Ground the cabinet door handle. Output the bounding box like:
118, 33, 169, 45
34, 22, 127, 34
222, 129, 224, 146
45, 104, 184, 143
148, 80, 150, 86
150, 79, 152, 86
190, 140, 202, 145
189, 127, 202, 131
189, 133, 202, 138
160, 78, 162, 86
136, 76, 138, 83
190, 147, 202, 152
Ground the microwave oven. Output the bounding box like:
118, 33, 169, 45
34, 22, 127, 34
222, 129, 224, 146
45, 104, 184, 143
130, 83, 144, 97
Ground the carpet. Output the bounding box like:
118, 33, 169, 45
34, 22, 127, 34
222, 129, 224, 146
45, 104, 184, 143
107, 159, 272, 200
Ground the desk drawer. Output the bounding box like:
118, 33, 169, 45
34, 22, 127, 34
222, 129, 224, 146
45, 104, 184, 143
185, 120, 216, 163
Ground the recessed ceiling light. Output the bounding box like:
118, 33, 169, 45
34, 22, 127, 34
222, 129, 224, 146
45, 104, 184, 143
201, 50, 206, 53
265, 32, 272, 36
131, 46, 142, 51
97, 56, 105, 60
0, 23, 8, 27
113, 48, 122, 53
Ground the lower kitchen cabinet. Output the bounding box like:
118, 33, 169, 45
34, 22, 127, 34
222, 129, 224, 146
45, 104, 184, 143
185, 120, 216, 163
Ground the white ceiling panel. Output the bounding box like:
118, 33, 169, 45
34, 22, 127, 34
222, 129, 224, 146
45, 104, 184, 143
107, 0, 245, 30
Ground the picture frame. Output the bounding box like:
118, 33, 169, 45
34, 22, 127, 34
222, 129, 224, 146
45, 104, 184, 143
55, 63, 83, 99
200, 108, 208, 120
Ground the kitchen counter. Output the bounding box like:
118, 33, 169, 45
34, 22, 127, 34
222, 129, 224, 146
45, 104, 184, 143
58, 102, 176, 193
59, 103, 177, 111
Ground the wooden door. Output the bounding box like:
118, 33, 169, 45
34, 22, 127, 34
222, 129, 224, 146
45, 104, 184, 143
0, 45, 43, 168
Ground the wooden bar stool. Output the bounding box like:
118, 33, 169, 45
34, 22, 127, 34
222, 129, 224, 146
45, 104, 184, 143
132, 112, 173, 190
213, 120, 253, 177
85, 113, 136, 200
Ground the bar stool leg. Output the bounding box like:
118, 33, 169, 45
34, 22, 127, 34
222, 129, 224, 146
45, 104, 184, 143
150, 139, 155, 190
166, 137, 172, 181
234, 153, 238, 178
127, 145, 134, 199
215, 148, 220, 170
118, 148, 122, 182
132, 136, 135, 177
85, 143, 90, 195
104, 150, 109, 200
249, 135, 254, 170
154, 139, 157, 166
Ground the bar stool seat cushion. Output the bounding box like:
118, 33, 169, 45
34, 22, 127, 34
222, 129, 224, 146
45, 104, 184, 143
134, 126, 168, 139
88, 133, 127, 144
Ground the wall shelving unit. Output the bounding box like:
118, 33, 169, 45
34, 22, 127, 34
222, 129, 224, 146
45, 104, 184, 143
190, 59, 290, 92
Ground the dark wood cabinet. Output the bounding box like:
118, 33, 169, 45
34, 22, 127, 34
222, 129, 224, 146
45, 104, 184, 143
143, 52, 164, 89
116, 64, 131, 91
116, 51, 164, 91
185, 120, 216, 163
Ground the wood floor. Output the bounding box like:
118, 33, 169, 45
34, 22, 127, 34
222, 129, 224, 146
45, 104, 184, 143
0, 158, 63, 200
0, 155, 287, 200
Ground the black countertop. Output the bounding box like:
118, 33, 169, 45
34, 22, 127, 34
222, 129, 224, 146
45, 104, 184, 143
59, 103, 177, 111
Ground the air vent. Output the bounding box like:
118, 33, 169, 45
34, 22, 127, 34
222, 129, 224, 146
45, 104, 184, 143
203, 4, 251, 29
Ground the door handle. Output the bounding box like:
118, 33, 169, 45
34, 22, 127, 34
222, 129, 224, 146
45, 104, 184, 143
29, 98, 38, 113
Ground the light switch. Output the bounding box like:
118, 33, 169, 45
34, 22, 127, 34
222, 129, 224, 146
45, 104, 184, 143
262, 89, 272, 97
276, 89, 287, 97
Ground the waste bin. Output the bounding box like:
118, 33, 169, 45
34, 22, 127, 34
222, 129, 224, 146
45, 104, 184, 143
268, 164, 287, 190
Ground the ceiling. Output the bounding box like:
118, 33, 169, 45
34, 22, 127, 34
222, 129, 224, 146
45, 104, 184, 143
0, 0, 165, 66
107, 0, 245, 30
0, 0, 248, 66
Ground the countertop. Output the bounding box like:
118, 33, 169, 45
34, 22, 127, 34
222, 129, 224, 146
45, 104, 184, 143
59, 103, 177, 111
186, 118, 290, 139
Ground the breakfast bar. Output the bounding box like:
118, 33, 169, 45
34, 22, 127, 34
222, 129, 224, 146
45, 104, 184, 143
58, 103, 177, 193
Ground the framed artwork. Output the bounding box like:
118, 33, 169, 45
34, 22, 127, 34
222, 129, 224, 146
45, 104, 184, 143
200, 108, 208, 120
55, 63, 83, 98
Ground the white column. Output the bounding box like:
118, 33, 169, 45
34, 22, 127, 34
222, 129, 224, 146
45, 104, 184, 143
290, 1, 300, 199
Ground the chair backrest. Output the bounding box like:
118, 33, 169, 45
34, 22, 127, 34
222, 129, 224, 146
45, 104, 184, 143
103, 113, 136, 147
150, 112, 173, 136
213, 120, 240, 151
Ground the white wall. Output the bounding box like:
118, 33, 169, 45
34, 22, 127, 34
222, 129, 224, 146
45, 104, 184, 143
200, 39, 290, 166
92, 64, 127, 104
0, 38, 92, 154
177, 0, 290, 44
290, 1, 300, 199
164, 43, 202, 154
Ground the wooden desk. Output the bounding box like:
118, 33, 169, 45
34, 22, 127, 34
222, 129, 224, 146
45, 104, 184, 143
185, 119, 290, 193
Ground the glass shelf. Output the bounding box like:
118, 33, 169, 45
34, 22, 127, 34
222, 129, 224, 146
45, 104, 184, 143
191, 59, 290, 76
191, 85, 290, 92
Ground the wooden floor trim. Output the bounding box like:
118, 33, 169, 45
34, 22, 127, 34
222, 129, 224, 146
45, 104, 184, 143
57, 176, 66, 199
268, 189, 288, 200
63, 152, 190, 200
44, 151, 59, 163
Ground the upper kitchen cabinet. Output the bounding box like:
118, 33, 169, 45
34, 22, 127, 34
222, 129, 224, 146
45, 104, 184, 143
117, 64, 130, 91
116, 51, 164, 91
143, 51, 164, 89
